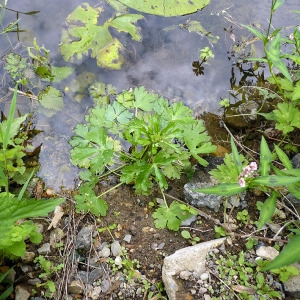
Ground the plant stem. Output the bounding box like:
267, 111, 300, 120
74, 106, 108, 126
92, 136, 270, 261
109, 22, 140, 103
97, 181, 123, 198
160, 186, 168, 208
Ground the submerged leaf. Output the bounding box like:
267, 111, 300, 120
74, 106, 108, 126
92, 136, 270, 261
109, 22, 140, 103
60, 3, 144, 69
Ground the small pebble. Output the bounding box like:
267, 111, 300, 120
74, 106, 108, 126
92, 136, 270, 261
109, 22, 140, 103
123, 234, 132, 243
28, 278, 41, 286
111, 240, 122, 256
179, 270, 192, 280
37, 243, 51, 254
200, 273, 209, 281
115, 256, 122, 266
98, 247, 110, 257
157, 242, 165, 249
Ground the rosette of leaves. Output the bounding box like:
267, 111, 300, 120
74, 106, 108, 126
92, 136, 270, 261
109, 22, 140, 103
60, 2, 144, 69
70, 84, 216, 229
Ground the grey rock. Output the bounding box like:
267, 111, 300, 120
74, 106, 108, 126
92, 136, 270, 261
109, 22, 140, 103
20, 264, 32, 273
181, 214, 197, 226
291, 153, 300, 168
256, 246, 279, 260
75, 225, 94, 251
22, 251, 35, 263
98, 246, 110, 257
111, 240, 122, 256
28, 278, 42, 286
68, 280, 84, 294
184, 181, 223, 212
157, 242, 165, 250
162, 238, 226, 300
15, 284, 30, 300
77, 266, 104, 284
37, 243, 51, 254
267, 223, 281, 234
101, 278, 111, 293
184, 181, 246, 212
284, 262, 300, 298
123, 234, 132, 243
285, 193, 300, 213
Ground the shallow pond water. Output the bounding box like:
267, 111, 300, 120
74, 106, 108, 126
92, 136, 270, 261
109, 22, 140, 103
0, 0, 299, 189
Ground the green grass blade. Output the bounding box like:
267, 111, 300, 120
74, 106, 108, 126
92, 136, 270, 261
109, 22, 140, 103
230, 137, 242, 173
194, 183, 246, 196
3, 85, 17, 150
257, 191, 278, 230
0, 284, 13, 300
251, 176, 300, 187
0, 167, 7, 187
259, 136, 272, 176
261, 234, 300, 271
274, 144, 293, 169
242, 24, 266, 42
17, 170, 35, 200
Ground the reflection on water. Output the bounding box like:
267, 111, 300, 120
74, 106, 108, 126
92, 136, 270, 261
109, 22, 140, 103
0, 0, 299, 190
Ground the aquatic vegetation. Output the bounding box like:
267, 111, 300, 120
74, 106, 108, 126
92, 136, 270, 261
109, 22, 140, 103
60, 2, 144, 69
4, 39, 73, 116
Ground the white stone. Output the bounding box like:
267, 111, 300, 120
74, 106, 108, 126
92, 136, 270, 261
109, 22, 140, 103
115, 256, 122, 266
256, 246, 279, 260
162, 238, 226, 300
200, 272, 209, 281
89, 286, 102, 300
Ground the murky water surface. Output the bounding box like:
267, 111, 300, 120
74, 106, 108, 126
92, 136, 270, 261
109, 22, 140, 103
0, 0, 299, 189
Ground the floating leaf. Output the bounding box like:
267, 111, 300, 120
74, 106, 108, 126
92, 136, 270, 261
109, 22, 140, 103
118, 0, 210, 17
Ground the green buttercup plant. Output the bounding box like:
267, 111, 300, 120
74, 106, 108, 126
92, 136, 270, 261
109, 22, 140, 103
70, 84, 215, 230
